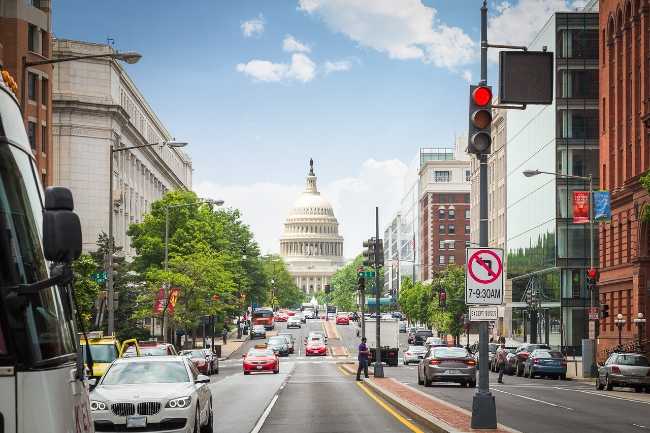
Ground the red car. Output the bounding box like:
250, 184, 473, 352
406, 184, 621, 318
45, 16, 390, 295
275, 312, 288, 322
243, 347, 279, 374
335, 314, 349, 325
286, 310, 296, 317
180, 349, 212, 375
305, 340, 327, 356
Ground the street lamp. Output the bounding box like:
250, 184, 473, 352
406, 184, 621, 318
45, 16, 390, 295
106, 140, 189, 336
633, 312, 646, 347
615, 313, 626, 347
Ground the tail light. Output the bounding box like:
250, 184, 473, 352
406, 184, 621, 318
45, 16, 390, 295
465, 359, 476, 366
520, 352, 529, 359
429, 359, 441, 365
533, 358, 540, 365
611, 366, 621, 374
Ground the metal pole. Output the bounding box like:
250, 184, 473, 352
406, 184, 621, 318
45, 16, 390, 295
374, 206, 384, 378
471, 1, 497, 429
107, 145, 115, 336
360, 290, 366, 340
618, 324, 622, 346
162, 207, 169, 343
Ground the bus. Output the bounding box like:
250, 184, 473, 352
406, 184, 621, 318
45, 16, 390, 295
0, 73, 93, 432
252, 307, 275, 330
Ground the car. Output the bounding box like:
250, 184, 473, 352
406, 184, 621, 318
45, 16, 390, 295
522, 349, 567, 379
276, 333, 295, 354
251, 325, 267, 339
504, 350, 519, 375
391, 312, 404, 320
417, 346, 477, 388
89, 355, 213, 433
424, 336, 445, 349
403, 345, 428, 365
513, 344, 551, 376
180, 349, 218, 375
491, 346, 517, 372
335, 314, 350, 325
286, 310, 296, 317
596, 352, 650, 392
399, 322, 407, 333
299, 312, 308, 323
406, 327, 417, 344
287, 316, 302, 328
413, 330, 433, 345
243, 347, 279, 375
267, 336, 290, 356
305, 339, 327, 356
122, 341, 177, 358
275, 312, 288, 322
305, 331, 327, 345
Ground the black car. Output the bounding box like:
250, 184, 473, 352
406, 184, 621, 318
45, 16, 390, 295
414, 330, 434, 345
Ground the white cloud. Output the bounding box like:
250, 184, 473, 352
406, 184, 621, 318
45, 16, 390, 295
193, 159, 408, 259
241, 14, 265, 38
283, 35, 311, 53
236, 53, 316, 83
462, 70, 472, 83
297, 0, 476, 72
488, 0, 588, 61
324, 59, 352, 74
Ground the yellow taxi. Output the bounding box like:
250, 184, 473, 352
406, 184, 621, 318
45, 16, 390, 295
79, 332, 140, 380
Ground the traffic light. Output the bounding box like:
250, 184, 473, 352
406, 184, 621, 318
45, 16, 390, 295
357, 270, 365, 292
468, 84, 493, 155
362, 238, 376, 267
601, 303, 609, 320
375, 239, 385, 268
439, 288, 447, 308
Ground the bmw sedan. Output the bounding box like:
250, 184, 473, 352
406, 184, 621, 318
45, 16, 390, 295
597, 352, 650, 392
417, 346, 477, 387
89, 356, 212, 433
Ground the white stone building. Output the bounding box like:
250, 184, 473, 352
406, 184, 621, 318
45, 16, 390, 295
51, 39, 192, 255
280, 161, 345, 294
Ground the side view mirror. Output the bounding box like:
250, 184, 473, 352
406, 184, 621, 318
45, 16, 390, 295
196, 374, 210, 384
43, 187, 81, 263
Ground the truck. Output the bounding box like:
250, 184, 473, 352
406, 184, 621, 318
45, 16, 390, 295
363, 317, 400, 366
0, 70, 94, 432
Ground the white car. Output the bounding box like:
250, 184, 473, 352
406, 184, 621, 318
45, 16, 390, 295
287, 316, 301, 328
90, 356, 213, 433
403, 345, 428, 365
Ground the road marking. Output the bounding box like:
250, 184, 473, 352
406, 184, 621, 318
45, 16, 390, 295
337, 366, 351, 377
250, 394, 278, 433
633, 424, 650, 429
356, 382, 425, 433
492, 388, 574, 411
551, 386, 650, 405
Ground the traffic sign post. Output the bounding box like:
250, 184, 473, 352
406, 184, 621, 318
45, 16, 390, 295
465, 248, 504, 305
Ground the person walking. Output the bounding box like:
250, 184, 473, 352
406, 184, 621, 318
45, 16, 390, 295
221, 326, 228, 345
356, 337, 370, 381
236, 318, 242, 339
497, 342, 507, 384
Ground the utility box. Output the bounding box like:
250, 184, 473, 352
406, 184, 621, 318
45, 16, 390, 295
582, 339, 596, 378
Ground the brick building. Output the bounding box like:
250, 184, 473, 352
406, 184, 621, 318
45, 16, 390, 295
598, 0, 650, 357
0, 0, 52, 185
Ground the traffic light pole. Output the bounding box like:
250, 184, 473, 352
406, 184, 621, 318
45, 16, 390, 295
374, 206, 384, 378
471, 1, 498, 429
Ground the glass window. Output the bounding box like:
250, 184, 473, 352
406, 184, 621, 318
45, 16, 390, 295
448, 224, 455, 234
27, 122, 36, 149
465, 224, 470, 234
465, 209, 470, 219
41, 125, 47, 154
557, 29, 597, 59
439, 255, 445, 265
449, 256, 455, 264
102, 361, 190, 385
434, 171, 450, 183
438, 208, 445, 219
439, 240, 445, 250
465, 170, 471, 182
558, 109, 598, 139
83, 344, 118, 364
439, 224, 445, 234
559, 69, 598, 99
557, 147, 598, 178
466, 241, 471, 248
448, 209, 455, 219
464, 195, 470, 203
28, 25, 37, 52
41, 78, 48, 105
446, 240, 455, 249
28, 73, 37, 101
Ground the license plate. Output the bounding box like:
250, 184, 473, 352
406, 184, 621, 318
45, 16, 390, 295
126, 416, 147, 429
256, 365, 263, 370
444, 369, 461, 375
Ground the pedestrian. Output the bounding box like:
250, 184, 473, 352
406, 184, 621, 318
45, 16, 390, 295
497, 341, 507, 384
356, 337, 370, 381
236, 318, 242, 339
222, 326, 228, 345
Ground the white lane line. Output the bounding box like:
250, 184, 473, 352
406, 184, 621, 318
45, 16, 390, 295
492, 388, 574, 411
250, 394, 278, 433
551, 386, 650, 405
633, 424, 650, 429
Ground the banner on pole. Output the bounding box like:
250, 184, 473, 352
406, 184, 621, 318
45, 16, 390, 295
167, 288, 181, 315
153, 288, 165, 314
573, 191, 590, 224
593, 191, 612, 222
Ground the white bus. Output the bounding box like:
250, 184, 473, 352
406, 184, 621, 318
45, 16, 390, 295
0, 74, 93, 433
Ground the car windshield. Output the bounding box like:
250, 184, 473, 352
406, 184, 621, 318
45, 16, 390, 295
408, 346, 427, 352
248, 349, 274, 357
102, 361, 189, 384
84, 344, 118, 364
433, 347, 468, 358
617, 355, 649, 366
182, 350, 204, 358
416, 331, 433, 336
140, 346, 167, 356
268, 337, 286, 344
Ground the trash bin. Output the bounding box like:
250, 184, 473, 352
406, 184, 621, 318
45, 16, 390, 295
214, 345, 222, 358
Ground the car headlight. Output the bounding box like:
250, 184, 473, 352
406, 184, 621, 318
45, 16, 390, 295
90, 400, 108, 411
166, 396, 192, 409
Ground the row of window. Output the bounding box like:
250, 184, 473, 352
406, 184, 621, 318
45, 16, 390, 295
437, 224, 471, 235
438, 240, 473, 250
438, 255, 456, 265
432, 170, 472, 183
26, 122, 47, 154
437, 209, 471, 219
430, 193, 471, 204
27, 73, 48, 105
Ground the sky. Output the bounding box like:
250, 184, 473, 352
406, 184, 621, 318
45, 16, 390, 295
54, 0, 587, 258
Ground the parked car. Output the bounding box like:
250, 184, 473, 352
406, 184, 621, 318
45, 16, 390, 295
523, 349, 567, 379
251, 325, 267, 339
413, 330, 434, 345
491, 346, 517, 372
417, 346, 477, 387
504, 349, 520, 375
597, 352, 650, 392
399, 322, 407, 333
513, 344, 551, 376
243, 347, 279, 375
403, 345, 428, 365
277, 333, 295, 354
180, 349, 219, 375
335, 314, 350, 325
287, 316, 302, 329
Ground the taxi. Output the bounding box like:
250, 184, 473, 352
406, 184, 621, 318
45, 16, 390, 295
243, 344, 279, 374
79, 331, 122, 380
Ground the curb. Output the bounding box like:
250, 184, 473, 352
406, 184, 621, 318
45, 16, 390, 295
219, 335, 250, 361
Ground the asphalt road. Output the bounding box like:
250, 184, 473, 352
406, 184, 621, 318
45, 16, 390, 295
208, 318, 424, 433
335, 320, 650, 433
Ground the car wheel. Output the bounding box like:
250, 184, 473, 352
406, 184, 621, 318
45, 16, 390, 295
634, 386, 643, 393
417, 370, 424, 385
274, 369, 279, 374
605, 375, 614, 391
193, 407, 200, 433
516, 362, 524, 377
200, 399, 214, 433
469, 380, 476, 388
244, 371, 250, 375
424, 373, 432, 387
596, 376, 604, 390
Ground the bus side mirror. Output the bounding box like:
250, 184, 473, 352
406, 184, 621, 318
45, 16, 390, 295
43, 187, 81, 263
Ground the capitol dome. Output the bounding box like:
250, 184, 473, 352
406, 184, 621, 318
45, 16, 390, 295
280, 160, 344, 294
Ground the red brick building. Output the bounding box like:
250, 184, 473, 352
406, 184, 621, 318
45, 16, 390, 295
598, 0, 650, 357
0, 0, 53, 185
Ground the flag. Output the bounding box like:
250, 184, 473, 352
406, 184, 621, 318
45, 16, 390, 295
153, 288, 165, 314
167, 288, 181, 315
573, 191, 590, 224
594, 191, 612, 222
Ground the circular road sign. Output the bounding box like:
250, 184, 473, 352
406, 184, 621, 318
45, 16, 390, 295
467, 249, 503, 285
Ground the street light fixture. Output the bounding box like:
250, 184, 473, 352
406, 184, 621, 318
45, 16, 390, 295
633, 312, 646, 347
614, 313, 626, 347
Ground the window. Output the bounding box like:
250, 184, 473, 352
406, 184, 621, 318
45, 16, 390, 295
439, 240, 445, 250
466, 241, 471, 248
28, 73, 37, 101
559, 69, 598, 99
27, 122, 36, 149
465, 224, 470, 234
449, 256, 455, 264
28, 24, 37, 53
438, 208, 445, 219
465, 209, 470, 219
446, 240, 455, 249
464, 195, 470, 203
465, 170, 471, 182
41, 125, 47, 153
41, 78, 48, 105
558, 109, 598, 139
448, 224, 455, 234
28, 0, 41, 7
557, 29, 598, 59
448, 209, 455, 219
434, 171, 450, 183
439, 255, 445, 265
439, 224, 445, 234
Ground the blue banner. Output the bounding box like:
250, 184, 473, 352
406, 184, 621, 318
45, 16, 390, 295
594, 191, 611, 222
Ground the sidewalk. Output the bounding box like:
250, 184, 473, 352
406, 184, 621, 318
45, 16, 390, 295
340, 363, 520, 433
218, 331, 249, 361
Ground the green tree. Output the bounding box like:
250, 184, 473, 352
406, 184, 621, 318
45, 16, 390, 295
329, 256, 364, 311
262, 255, 304, 308
72, 254, 101, 329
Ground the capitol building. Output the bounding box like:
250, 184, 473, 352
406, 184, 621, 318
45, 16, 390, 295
280, 160, 345, 294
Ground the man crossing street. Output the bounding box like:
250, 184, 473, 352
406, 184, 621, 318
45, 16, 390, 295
357, 337, 370, 381
496, 341, 507, 384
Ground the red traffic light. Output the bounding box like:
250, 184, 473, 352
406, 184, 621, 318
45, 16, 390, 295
587, 267, 597, 280
472, 86, 492, 107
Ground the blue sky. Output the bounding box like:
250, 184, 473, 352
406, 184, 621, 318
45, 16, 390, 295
54, 0, 586, 256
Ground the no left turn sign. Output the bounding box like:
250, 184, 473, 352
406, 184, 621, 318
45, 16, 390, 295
465, 248, 504, 305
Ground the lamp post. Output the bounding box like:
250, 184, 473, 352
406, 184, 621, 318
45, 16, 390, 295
161, 197, 224, 342
633, 313, 646, 347
615, 313, 626, 347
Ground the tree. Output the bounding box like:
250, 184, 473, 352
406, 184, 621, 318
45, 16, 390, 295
262, 255, 304, 308
329, 256, 364, 311
428, 265, 467, 341
72, 254, 101, 329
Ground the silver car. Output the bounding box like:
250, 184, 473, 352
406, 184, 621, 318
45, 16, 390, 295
417, 346, 477, 387
287, 316, 302, 328
90, 356, 213, 433
403, 345, 428, 365
597, 352, 650, 392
